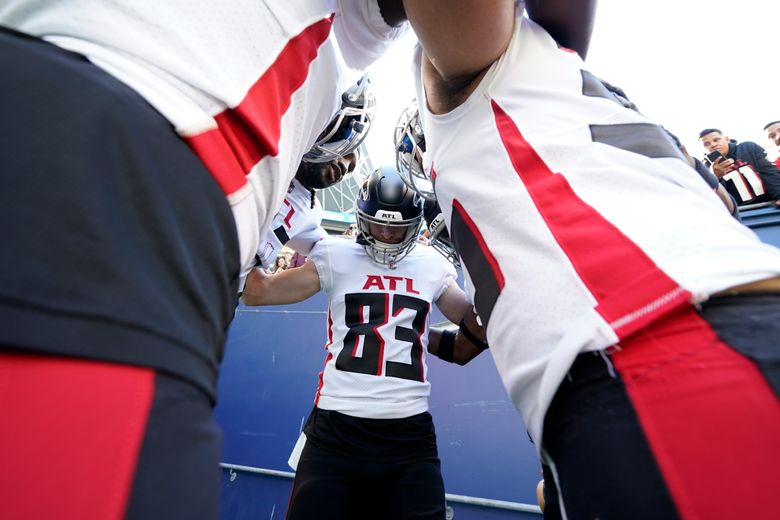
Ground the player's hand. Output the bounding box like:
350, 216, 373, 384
711, 156, 735, 178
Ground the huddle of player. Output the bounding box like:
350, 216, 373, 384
4, 2, 779, 520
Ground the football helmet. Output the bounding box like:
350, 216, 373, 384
393, 102, 435, 200
355, 166, 424, 268
303, 76, 375, 163
423, 200, 460, 269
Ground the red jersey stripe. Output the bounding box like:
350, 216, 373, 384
491, 100, 690, 339
185, 16, 333, 196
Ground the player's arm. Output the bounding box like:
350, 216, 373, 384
403, 0, 515, 85
241, 261, 321, 306
524, 0, 597, 59
429, 281, 488, 365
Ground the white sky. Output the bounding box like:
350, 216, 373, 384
364, 0, 780, 168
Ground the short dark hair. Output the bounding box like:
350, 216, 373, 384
698, 128, 722, 139
763, 121, 780, 130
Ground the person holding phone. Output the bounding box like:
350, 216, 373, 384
764, 120, 780, 169
699, 128, 780, 206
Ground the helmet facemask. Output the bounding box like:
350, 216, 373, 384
394, 103, 435, 201
355, 167, 424, 269
356, 210, 423, 268
304, 77, 375, 164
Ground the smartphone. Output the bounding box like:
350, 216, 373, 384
707, 150, 725, 163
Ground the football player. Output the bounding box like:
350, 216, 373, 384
255, 78, 373, 271
395, 103, 460, 269
242, 167, 487, 520
398, 1, 780, 519
1, 2, 407, 518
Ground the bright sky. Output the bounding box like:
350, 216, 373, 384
364, 0, 780, 169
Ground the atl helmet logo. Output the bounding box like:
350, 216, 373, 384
375, 210, 402, 221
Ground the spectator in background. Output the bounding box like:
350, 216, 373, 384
699, 128, 780, 206
764, 120, 780, 168
341, 223, 358, 237
271, 255, 289, 274
288, 251, 307, 269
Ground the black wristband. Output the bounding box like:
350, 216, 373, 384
459, 318, 489, 351
437, 329, 456, 363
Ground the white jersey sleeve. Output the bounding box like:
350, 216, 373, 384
286, 226, 328, 257
333, 0, 409, 71
256, 179, 328, 269
433, 256, 458, 302
307, 238, 335, 293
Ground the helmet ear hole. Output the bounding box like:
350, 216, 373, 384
355, 166, 424, 267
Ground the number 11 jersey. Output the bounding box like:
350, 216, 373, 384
307, 236, 457, 419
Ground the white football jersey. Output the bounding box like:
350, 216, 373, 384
256, 178, 327, 269
1, 0, 406, 280
307, 237, 457, 419
415, 14, 780, 443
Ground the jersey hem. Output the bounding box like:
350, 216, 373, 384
0, 299, 219, 402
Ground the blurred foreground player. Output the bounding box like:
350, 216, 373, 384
398, 1, 780, 518
0, 2, 406, 518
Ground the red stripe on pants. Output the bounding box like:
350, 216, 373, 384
611, 306, 780, 520
0, 352, 154, 520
